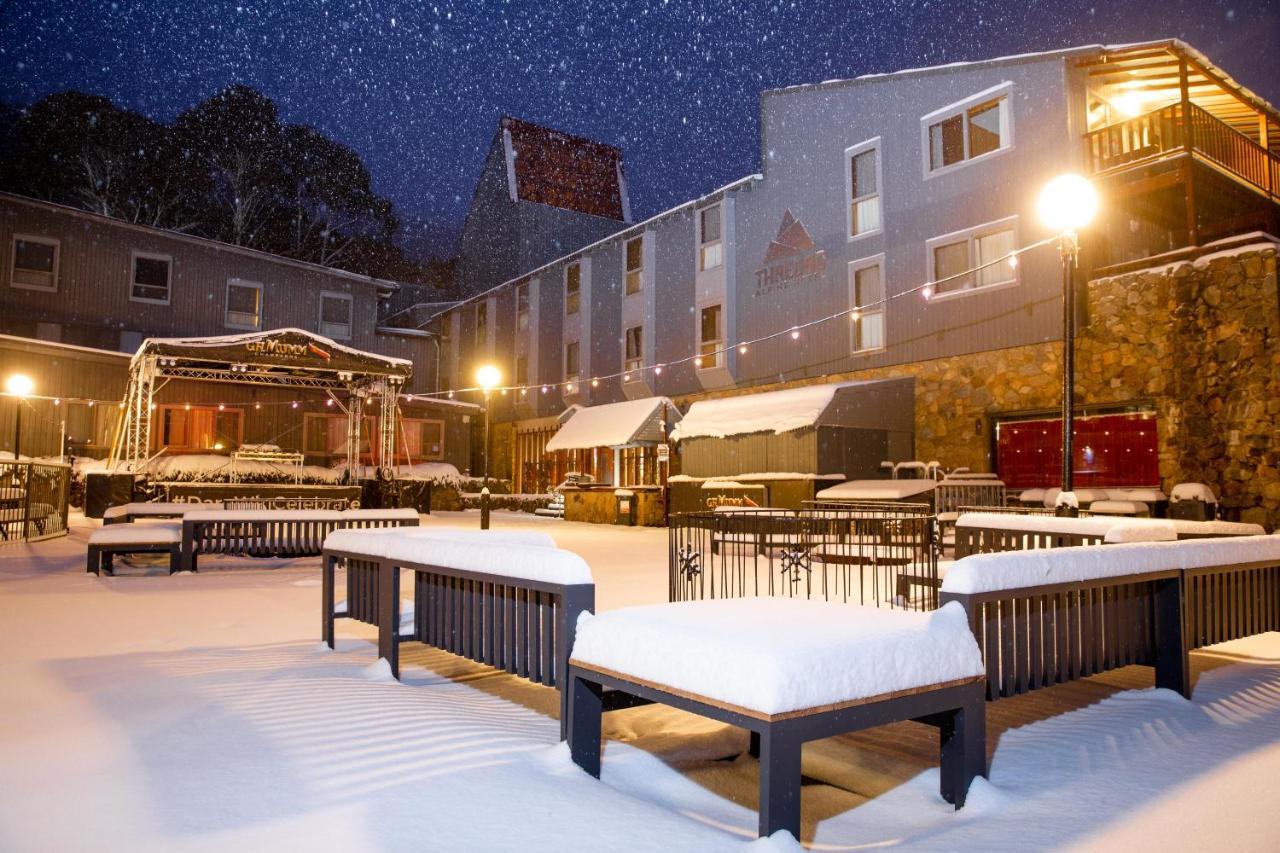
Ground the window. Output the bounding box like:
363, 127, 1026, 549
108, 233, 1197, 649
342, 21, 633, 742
850, 260, 885, 353
847, 140, 881, 239
10, 235, 59, 291
403, 418, 445, 461
624, 325, 643, 372
929, 219, 1018, 296
129, 252, 171, 303
475, 301, 488, 345
698, 304, 722, 369
564, 341, 580, 381
515, 283, 530, 331
698, 206, 722, 271
157, 406, 242, 452
625, 236, 643, 294
565, 263, 581, 315
515, 354, 529, 386
225, 279, 263, 330
925, 88, 1011, 173
319, 291, 353, 340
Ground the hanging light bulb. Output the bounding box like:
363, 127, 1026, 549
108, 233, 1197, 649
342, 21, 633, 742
184, 403, 191, 411
1008, 253, 1019, 270
291, 401, 299, 409
325, 398, 334, 407
520, 388, 527, 396
53, 398, 61, 406
850, 309, 860, 322
218, 403, 226, 411
790, 327, 800, 340
738, 343, 748, 355
565, 383, 575, 393
448, 390, 455, 399
654, 365, 663, 375
591, 378, 599, 388
922, 284, 935, 300
88, 400, 95, 408
694, 356, 703, 368
541, 385, 549, 393
623, 373, 631, 382
254, 402, 261, 410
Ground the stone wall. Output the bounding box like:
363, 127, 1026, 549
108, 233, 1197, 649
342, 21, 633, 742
670, 242, 1279, 529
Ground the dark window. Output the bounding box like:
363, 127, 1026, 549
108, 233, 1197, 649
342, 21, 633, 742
131, 255, 171, 302
929, 114, 965, 170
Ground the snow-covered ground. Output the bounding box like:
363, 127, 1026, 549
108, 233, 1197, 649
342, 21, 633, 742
1, 511, 1279, 851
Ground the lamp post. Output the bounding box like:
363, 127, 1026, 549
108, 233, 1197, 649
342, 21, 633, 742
1037, 174, 1099, 517
475, 364, 501, 530
5, 374, 35, 461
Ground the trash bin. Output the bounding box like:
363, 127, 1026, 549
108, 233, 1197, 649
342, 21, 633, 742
614, 489, 636, 526
84, 471, 135, 519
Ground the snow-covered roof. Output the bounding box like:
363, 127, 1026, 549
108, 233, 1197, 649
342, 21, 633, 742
545, 396, 678, 452
672, 380, 893, 441
134, 327, 412, 376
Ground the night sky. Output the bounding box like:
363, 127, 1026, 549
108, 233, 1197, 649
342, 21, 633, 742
2, 0, 1276, 258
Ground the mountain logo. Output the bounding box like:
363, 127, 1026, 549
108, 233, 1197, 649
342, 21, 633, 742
755, 210, 827, 296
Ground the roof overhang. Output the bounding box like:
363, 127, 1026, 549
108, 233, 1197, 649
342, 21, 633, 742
545, 397, 678, 452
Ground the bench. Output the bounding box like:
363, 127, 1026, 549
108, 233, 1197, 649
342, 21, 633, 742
181, 508, 419, 571
939, 535, 1280, 701
954, 512, 1265, 558
566, 597, 986, 839
321, 528, 595, 738
87, 522, 182, 575
104, 502, 223, 525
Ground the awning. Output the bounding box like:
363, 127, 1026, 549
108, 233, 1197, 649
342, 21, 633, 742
545, 397, 679, 452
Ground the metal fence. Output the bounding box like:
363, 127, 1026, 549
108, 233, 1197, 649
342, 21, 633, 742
669, 503, 938, 611
0, 461, 71, 543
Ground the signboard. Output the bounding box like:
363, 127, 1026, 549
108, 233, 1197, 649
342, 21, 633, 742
160, 482, 362, 510
656, 443, 670, 462
754, 210, 828, 297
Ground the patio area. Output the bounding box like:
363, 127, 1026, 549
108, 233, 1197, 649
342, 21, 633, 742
2, 510, 1280, 851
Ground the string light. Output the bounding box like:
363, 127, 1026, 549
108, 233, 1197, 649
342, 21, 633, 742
591, 378, 599, 388
217, 403, 226, 411
421, 234, 1058, 399
291, 401, 299, 409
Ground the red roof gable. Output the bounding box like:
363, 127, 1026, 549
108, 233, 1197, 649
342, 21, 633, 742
501, 117, 627, 221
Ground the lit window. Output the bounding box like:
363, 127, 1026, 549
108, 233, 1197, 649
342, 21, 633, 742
848, 145, 881, 238
130, 253, 172, 303
698, 205, 722, 271
927, 92, 1010, 172
625, 236, 643, 294
225, 279, 263, 329
157, 405, 241, 452
624, 325, 643, 371
11, 235, 59, 291
565, 341, 580, 381
850, 261, 885, 352
929, 220, 1018, 296
699, 304, 722, 368
565, 263, 581, 315
319, 291, 353, 340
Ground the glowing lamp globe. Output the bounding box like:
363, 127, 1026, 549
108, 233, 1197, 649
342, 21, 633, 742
1037, 174, 1098, 233
475, 364, 502, 392
5, 374, 35, 398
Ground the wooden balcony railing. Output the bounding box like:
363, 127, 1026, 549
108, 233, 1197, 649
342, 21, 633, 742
1085, 103, 1279, 200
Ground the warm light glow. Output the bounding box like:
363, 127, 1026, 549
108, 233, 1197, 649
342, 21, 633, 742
4, 374, 34, 398
694, 356, 703, 368
850, 309, 860, 322
789, 327, 800, 340
922, 285, 934, 300
1112, 91, 1147, 118
219, 403, 227, 411
738, 343, 748, 355
654, 365, 663, 375
1037, 173, 1098, 233
291, 401, 299, 409
623, 373, 631, 382
475, 364, 502, 391
591, 378, 599, 388
1008, 254, 1019, 270
184, 403, 191, 411
565, 383, 575, 393
53, 398, 60, 406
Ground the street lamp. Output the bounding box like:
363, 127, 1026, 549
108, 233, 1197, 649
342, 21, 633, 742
5, 374, 35, 460
475, 364, 501, 529
1037, 174, 1098, 516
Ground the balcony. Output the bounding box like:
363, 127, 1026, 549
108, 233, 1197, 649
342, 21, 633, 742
1085, 103, 1279, 202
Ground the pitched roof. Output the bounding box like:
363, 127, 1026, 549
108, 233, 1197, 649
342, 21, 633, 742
545, 396, 678, 452
500, 116, 628, 221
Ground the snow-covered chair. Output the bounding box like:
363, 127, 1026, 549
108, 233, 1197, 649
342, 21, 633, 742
322, 528, 596, 739
1169, 483, 1216, 521
566, 598, 986, 838
103, 501, 219, 525
87, 521, 182, 576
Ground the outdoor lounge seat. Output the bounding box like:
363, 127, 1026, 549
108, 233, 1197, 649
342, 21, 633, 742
103, 502, 216, 525
87, 521, 182, 575
566, 598, 986, 839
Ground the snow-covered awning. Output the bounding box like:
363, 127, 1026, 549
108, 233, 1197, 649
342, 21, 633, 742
671, 378, 913, 441
545, 397, 679, 452
815, 480, 937, 501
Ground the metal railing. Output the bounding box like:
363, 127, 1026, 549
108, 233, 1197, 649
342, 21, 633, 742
1085, 103, 1279, 199
669, 503, 937, 611
0, 461, 71, 543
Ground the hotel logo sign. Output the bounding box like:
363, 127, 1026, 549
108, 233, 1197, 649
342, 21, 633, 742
754, 210, 827, 297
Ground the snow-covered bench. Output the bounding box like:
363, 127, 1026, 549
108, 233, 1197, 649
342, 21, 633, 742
952, 512, 1264, 558
104, 502, 223, 525
87, 522, 182, 576
181, 508, 419, 571
566, 598, 986, 839
939, 535, 1280, 700
321, 528, 595, 738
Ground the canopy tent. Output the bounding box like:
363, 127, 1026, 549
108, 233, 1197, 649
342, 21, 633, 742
109, 328, 411, 474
